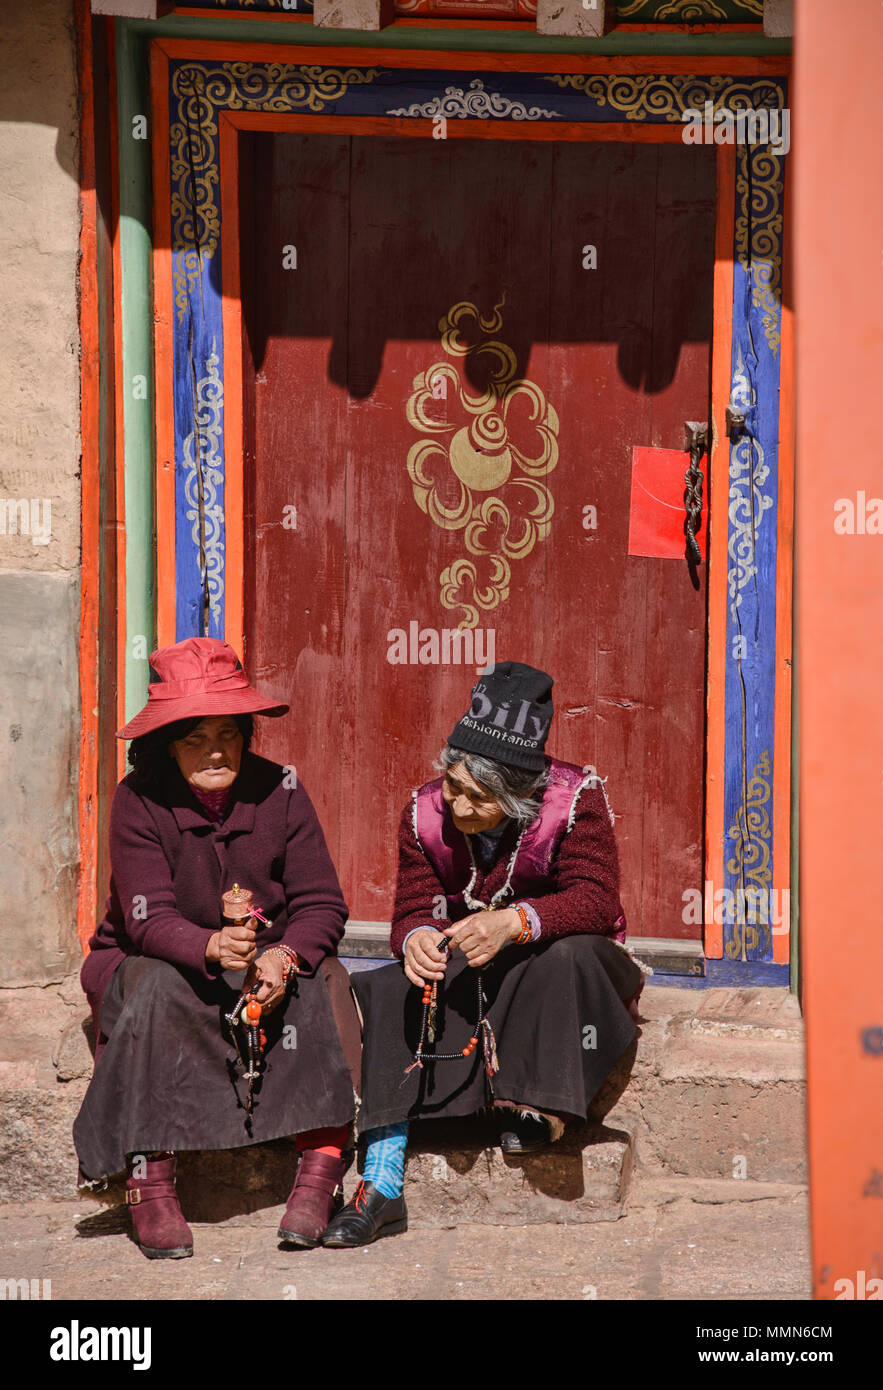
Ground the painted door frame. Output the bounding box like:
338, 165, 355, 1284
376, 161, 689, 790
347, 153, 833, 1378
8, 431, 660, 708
141, 37, 792, 973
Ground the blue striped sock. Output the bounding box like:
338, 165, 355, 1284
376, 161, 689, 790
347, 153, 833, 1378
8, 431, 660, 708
362, 1123, 409, 1199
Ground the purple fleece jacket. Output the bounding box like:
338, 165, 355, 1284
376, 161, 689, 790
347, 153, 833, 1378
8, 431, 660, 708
81, 752, 348, 1024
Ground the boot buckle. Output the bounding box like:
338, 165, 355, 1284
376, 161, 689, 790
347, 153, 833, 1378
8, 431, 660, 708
125, 1188, 142, 1206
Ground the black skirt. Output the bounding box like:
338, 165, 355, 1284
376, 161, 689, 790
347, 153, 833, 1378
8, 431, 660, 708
73, 955, 359, 1183
352, 934, 642, 1131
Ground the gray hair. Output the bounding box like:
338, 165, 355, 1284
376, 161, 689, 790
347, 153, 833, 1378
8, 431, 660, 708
436, 745, 549, 828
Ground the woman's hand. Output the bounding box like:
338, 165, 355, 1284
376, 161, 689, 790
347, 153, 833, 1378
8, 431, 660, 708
246, 952, 287, 1015
403, 928, 450, 988
443, 908, 522, 969
205, 922, 257, 970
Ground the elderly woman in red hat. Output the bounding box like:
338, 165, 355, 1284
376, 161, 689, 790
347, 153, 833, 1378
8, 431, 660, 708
74, 637, 361, 1258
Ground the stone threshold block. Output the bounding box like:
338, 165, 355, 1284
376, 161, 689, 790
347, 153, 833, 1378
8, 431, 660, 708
0, 975, 806, 1208
313, 0, 395, 29
74, 1121, 633, 1228
537, 0, 610, 38
0, 1086, 87, 1204
764, 0, 794, 39
598, 990, 807, 1185
386, 1115, 633, 1226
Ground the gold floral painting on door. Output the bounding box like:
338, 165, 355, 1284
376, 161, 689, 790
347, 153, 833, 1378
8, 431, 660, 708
405, 298, 560, 630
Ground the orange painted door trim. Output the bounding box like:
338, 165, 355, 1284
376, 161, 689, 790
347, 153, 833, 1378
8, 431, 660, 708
150, 40, 177, 649
109, 19, 127, 785
76, 0, 100, 954
154, 35, 790, 77
219, 112, 245, 653
704, 141, 735, 960
772, 172, 794, 966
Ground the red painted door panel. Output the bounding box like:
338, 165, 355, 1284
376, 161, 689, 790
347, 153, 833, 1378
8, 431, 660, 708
242, 133, 715, 937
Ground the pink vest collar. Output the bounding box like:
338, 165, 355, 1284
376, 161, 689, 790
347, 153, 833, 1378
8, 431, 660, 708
413, 757, 607, 913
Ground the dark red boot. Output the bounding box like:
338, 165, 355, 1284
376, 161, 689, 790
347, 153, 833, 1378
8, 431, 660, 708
125, 1153, 193, 1260
278, 1151, 346, 1249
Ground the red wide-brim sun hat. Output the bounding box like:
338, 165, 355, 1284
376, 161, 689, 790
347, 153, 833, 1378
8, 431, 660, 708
116, 637, 290, 740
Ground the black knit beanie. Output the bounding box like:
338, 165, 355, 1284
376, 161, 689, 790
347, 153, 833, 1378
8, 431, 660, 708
447, 661, 554, 772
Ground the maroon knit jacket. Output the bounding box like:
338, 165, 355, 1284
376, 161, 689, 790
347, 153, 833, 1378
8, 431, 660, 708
389, 782, 624, 959
81, 752, 348, 1023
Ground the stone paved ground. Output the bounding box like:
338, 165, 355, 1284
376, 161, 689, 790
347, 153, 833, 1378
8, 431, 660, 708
0, 1176, 810, 1301
2, 982, 812, 1305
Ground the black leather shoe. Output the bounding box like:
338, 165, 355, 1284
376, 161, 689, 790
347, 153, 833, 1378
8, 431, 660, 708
321, 1180, 407, 1248
498, 1109, 563, 1155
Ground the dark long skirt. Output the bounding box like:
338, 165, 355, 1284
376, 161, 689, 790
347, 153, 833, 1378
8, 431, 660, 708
352, 934, 642, 1131
73, 954, 361, 1183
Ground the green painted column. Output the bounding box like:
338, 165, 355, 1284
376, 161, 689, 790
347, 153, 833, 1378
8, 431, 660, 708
116, 21, 156, 724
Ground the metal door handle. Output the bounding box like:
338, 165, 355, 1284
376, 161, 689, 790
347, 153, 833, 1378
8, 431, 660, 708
684, 421, 708, 566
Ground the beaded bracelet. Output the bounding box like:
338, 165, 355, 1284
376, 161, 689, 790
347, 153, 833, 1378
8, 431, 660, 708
260, 944, 301, 985
514, 904, 532, 946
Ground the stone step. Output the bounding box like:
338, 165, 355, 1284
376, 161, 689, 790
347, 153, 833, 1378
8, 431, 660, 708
0, 1083, 86, 1204
0, 975, 807, 1213
593, 986, 807, 1184
401, 1116, 632, 1226
42, 1120, 633, 1228
625, 1172, 808, 1211
59, 1119, 633, 1223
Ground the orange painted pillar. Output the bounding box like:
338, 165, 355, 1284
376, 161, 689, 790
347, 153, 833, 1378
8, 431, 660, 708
795, 0, 883, 1298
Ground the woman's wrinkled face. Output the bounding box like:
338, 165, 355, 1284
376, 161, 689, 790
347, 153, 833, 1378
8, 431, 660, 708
442, 760, 505, 834
169, 715, 243, 793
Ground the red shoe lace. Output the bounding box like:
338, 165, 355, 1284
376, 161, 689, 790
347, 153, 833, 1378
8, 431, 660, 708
353, 1181, 369, 1213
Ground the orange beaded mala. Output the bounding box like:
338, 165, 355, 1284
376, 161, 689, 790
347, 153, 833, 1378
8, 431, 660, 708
221, 882, 299, 1117
225, 986, 268, 1116
404, 938, 499, 1094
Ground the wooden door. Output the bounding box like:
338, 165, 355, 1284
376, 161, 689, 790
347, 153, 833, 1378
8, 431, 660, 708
241, 132, 716, 938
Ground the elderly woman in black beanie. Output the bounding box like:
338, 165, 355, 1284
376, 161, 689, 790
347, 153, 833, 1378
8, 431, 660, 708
321, 661, 648, 1248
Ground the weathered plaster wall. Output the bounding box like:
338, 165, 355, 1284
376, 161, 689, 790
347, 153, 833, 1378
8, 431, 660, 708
0, 0, 82, 985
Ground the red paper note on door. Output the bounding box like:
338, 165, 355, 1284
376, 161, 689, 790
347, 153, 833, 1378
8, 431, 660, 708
628, 446, 707, 560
